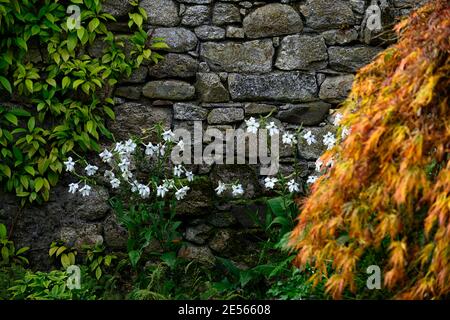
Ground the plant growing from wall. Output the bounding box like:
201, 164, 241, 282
0, 0, 166, 205
289, 1, 450, 299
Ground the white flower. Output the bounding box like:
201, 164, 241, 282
118, 159, 130, 172
185, 171, 194, 182
215, 181, 226, 195
307, 176, 318, 184
157, 143, 165, 156
315, 159, 323, 172
131, 180, 139, 192
85, 164, 98, 176
333, 113, 343, 126
157, 185, 169, 198
264, 177, 278, 190
99, 149, 113, 163
232, 184, 244, 197
245, 117, 260, 134
137, 184, 150, 199
145, 142, 156, 156
110, 178, 120, 189
64, 157, 75, 172
173, 165, 183, 177
323, 132, 337, 150
79, 184, 91, 197
163, 179, 175, 190
287, 179, 300, 193
104, 170, 115, 180
282, 132, 297, 146
114, 142, 126, 155
326, 158, 334, 168
124, 139, 137, 154
68, 182, 79, 194
175, 186, 190, 200
162, 130, 175, 142
266, 122, 279, 137
342, 126, 351, 139
122, 170, 132, 180
303, 131, 317, 145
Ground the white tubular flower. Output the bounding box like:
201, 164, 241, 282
307, 175, 318, 184
85, 164, 98, 176
131, 180, 139, 192
79, 184, 91, 197
68, 182, 79, 194
64, 157, 75, 172
315, 159, 323, 172
173, 165, 183, 177
287, 179, 300, 193
333, 113, 343, 126
122, 170, 132, 181
245, 117, 260, 134
175, 186, 190, 200
282, 132, 297, 146
99, 149, 113, 163
110, 178, 120, 189
104, 170, 115, 180
303, 130, 317, 145
157, 185, 169, 198
264, 177, 278, 190
185, 171, 194, 182
158, 143, 165, 156
323, 132, 337, 150
266, 122, 279, 136
215, 181, 226, 195
138, 184, 150, 199
118, 159, 130, 172
114, 142, 126, 155
145, 142, 156, 156
124, 139, 137, 154
162, 130, 175, 142
232, 184, 244, 197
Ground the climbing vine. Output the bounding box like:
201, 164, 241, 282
0, 0, 166, 205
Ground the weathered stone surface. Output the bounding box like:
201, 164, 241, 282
228, 72, 318, 102
103, 214, 128, 250
393, 0, 426, 8
177, 178, 214, 215
328, 46, 382, 72
299, 0, 355, 30
178, 244, 216, 264
141, 0, 180, 26
115, 86, 142, 100
319, 74, 354, 104
297, 125, 337, 160
207, 108, 244, 124
207, 212, 237, 227
102, 0, 133, 17
109, 102, 172, 140
211, 165, 260, 199
185, 224, 213, 244
143, 80, 195, 100
181, 5, 210, 26
277, 102, 331, 125
275, 35, 328, 71
179, 0, 212, 3
244, 103, 277, 116
148, 53, 198, 78
194, 25, 226, 40
151, 28, 198, 52
243, 3, 303, 38
119, 66, 148, 84
201, 40, 274, 73
226, 26, 245, 38
196, 73, 230, 103
212, 3, 241, 25
322, 29, 358, 45
59, 224, 103, 249
208, 229, 233, 253
174, 103, 208, 120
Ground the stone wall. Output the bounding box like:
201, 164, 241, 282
0, 0, 427, 268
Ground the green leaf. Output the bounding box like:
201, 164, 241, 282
128, 250, 141, 268
16, 38, 28, 51
62, 76, 71, 89
88, 18, 100, 32
15, 246, 30, 255
25, 79, 33, 93
103, 106, 115, 120
27, 117, 35, 132
0, 76, 12, 94
4, 113, 18, 125
35, 177, 44, 192
24, 166, 35, 176
95, 267, 102, 280
0, 224, 7, 239
67, 33, 77, 52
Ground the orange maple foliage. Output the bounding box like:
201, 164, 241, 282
289, 0, 450, 299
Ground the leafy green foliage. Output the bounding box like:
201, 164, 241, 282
49, 241, 77, 269
0, 0, 165, 205
0, 223, 29, 267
